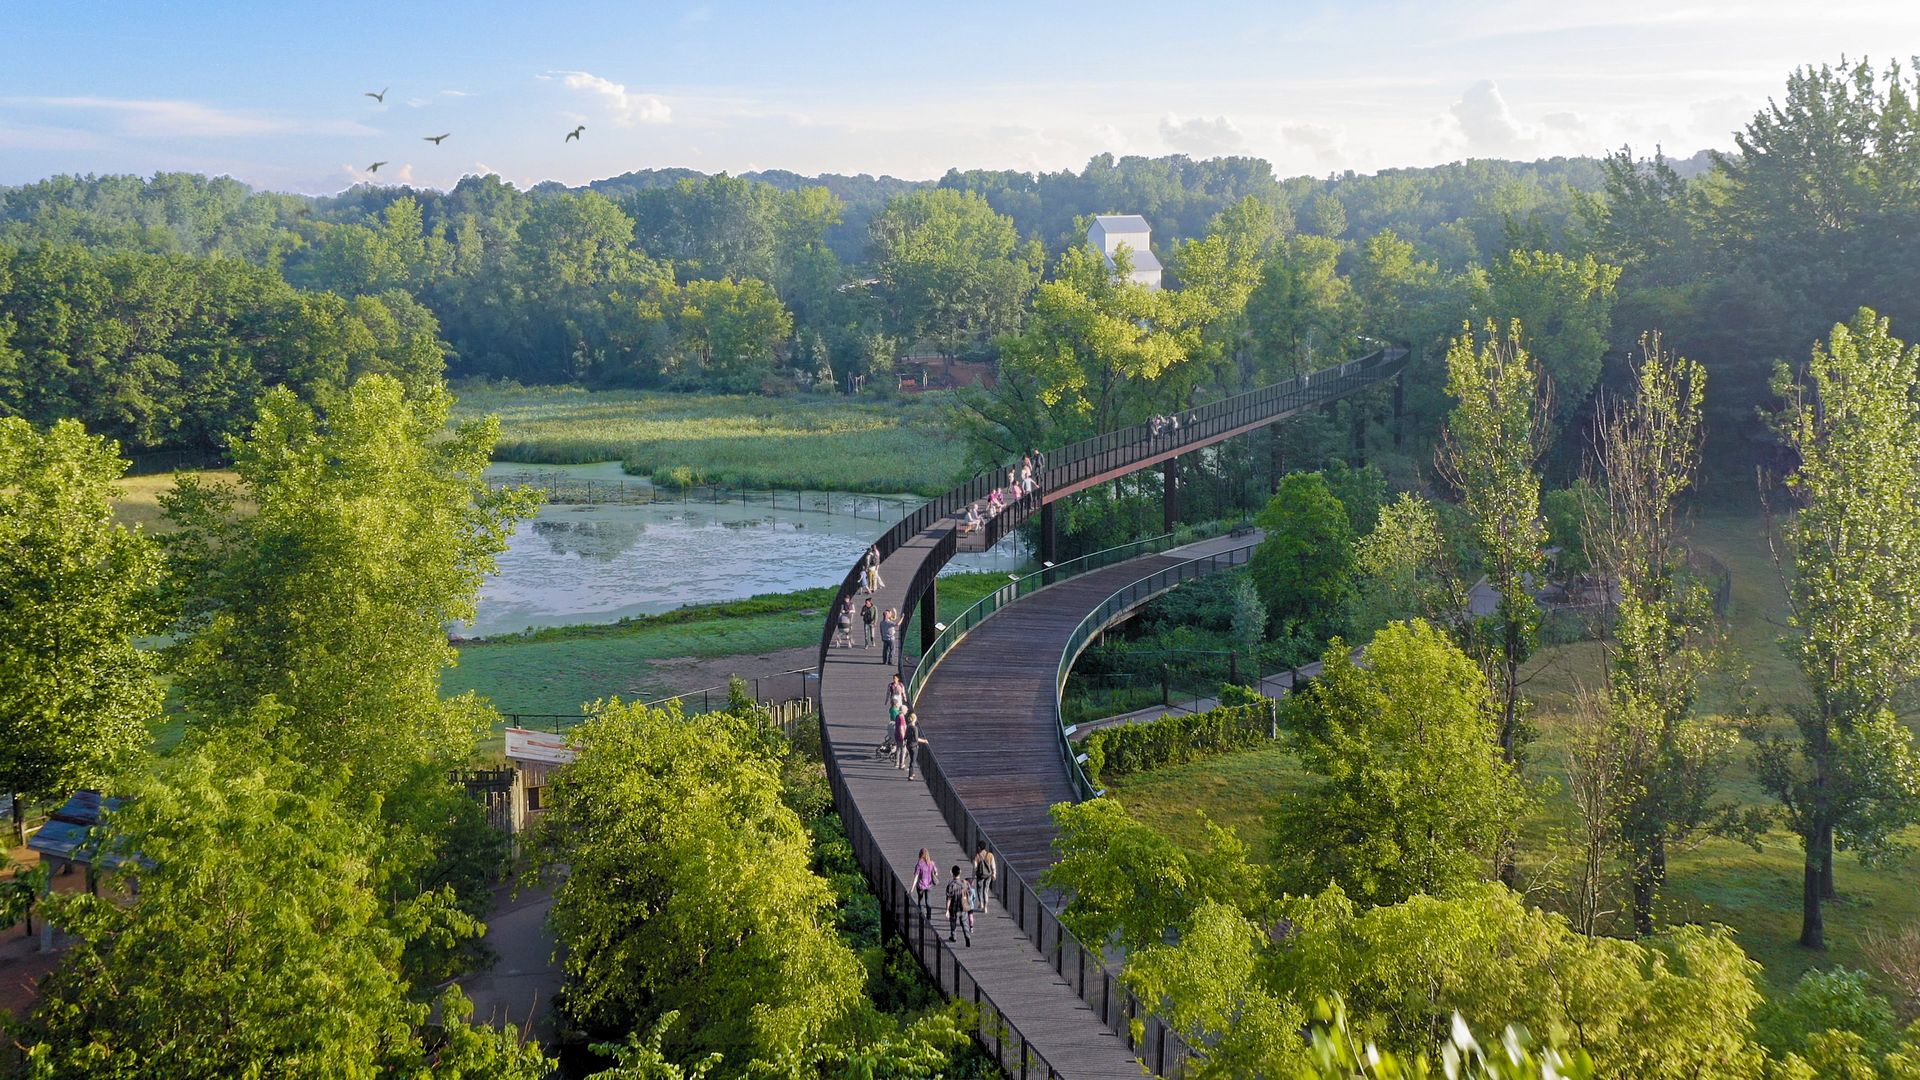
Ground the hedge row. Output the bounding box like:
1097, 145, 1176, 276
1080, 700, 1279, 787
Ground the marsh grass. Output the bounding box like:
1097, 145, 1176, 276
452, 383, 971, 495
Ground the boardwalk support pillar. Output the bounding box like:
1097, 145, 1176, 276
919, 579, 938, 655
1162, 456, 1179, 533
1040, 501, 1057, 567
1269, 428, 1284, 493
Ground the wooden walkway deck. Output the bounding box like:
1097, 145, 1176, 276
819, 527, 1147, 1080
913, 533, 1257, 883
814, 349, 1409, 1077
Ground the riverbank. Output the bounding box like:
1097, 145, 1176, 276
451, 382, 971, 495
449, 570, 1016, 719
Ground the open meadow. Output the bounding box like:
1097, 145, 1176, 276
451, 382, 972, 495
1108, 509, 1920, 995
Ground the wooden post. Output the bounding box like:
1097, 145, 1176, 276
1040, 501, 1057, 566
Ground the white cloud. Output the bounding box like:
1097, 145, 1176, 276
440, 89, 472, 98
1448, 80, 1529, 155
1158, 114, 1244, 156
407, 98, 433, 108
1281, 122, 1343, 164
11, 96, 375, 138
1542, 111, 1584, 132
543, 70, 670, 127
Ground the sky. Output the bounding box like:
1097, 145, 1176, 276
3, 0, 1918, 195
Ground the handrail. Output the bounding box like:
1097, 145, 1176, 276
819, 716, 1071, 1079
915, 732, 1188, 1076
1053, 542, 1262, 799
815, 345, 1406, 1077
905, 524, 1233, 699
815, 345, 1409, 674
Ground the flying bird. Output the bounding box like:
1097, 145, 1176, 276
424, 133, 450, 145
364, 87, 387, 103
566, 125, 585, 142
367, 161, 387, 173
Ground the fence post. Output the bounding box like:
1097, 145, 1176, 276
1161, 664, 1170, 706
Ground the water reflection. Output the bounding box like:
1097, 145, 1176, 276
473, 463, 1030, 637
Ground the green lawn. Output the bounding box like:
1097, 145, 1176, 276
1108, 509, 1920, 995
447, 570, 1015, 721
451, 383, 972, 495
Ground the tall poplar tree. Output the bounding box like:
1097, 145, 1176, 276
1760, 308, 1920, 950
1588, 333, 1759, 935
1438, 321, 1549, 766
0, 418, 162, 841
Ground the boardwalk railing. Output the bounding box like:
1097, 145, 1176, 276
815, 346, 1408, 671
823, 717, 1071, 1079
916, 742, 1189, 1076
1053, 542, 1261, 800
816, 347, 1406, 1077
905, 525, 1232, 699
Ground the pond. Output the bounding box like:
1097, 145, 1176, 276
469, 462, 1030, 636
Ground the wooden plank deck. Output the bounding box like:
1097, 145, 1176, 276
913, 533, 1256, 883
818, 530, 1253, 1078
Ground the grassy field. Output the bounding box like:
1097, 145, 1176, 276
447, 570, 1015, 720
1109, 508, 1920, 995
109, 470, 241, 531
451, 383, 972, 495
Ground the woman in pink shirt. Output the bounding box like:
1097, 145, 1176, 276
913, 848, 938, 916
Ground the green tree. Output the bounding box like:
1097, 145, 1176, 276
16, 737, 549, 1079
1243, 233, 1359, 385
661, 277, 794, 392
1351, 492, 1473, 641
1042, 797, 1257, 953
1759, 308, 1920, 950
866, 188, 1039, 356
1479, 250, 1620, 426
1248, 471, 1355, 643
163, 375, 538, 797
1439, 321, 1549, 766
531, 700, 864, 1068
0, 418, 161, 841
1587, 333, 1757, 935
1271, 620, 1529, 907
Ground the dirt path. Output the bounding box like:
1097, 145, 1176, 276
642, 645, 819, 701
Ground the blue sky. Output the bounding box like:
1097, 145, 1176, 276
3, 0, 1916, 193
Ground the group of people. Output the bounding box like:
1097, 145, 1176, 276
912, 842, 998, 946
961, 449, 1045, 536
834, 546, 901, 661
885, 673, 922, 777
1147, 412, 1193, 440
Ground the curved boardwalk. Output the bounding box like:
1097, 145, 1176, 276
913, 533, 1256, 883
815, 348, 1408, 1078
819, 529, 1147, 1079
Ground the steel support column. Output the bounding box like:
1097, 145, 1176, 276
919, 578, 938, 654
1162, 456, 1179, 533
1040, 501, 1058, 566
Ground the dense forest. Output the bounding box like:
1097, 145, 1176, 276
0, 57, 1913, 472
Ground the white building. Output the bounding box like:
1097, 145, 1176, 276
1087, 214, 1163, 289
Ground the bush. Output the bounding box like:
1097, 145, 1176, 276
1081, 701, 1276, 786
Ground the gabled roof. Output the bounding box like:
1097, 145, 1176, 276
1091, 214, 1152, 233
1115, 247, 1163, 272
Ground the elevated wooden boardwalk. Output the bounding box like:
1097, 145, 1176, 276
814, 348, 1408, 1078
913, 533, 1256, 883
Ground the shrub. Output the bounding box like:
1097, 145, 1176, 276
1081, 701, 1276, 786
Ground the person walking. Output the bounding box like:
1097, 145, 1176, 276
913, 848, 938, 917
894, 707, 913, 771
865, 545, 885, 592
836, 597, 853, 648
903, 711, 923, 780
881, 607, 899, 665
945, 865, 972, 946
971, 841, 997, 915
860, 597, 877, 648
